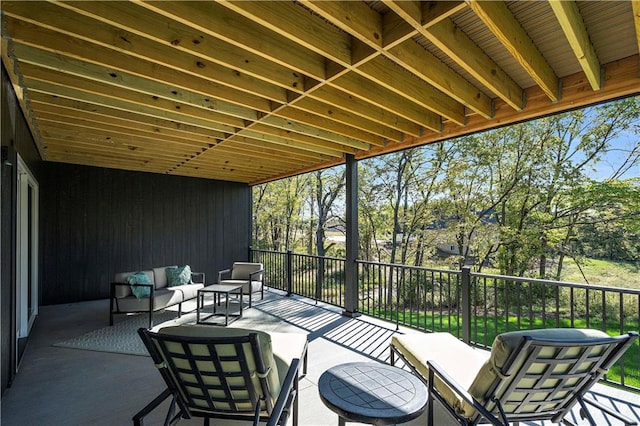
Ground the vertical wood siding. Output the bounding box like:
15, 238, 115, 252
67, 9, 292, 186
1, 64, 43, 395
39, 163, 251, 305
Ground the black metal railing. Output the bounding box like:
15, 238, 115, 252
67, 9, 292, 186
250, 248, 640, 391
251, 249, 346, 306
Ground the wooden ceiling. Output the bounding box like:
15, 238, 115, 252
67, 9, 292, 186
1, 1, 639, 184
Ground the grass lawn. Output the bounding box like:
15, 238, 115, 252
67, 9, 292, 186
559, 258, 640, 288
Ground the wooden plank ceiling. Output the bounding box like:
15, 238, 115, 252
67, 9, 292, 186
1, 1, 639, 184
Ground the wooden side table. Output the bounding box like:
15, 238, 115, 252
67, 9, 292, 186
196, 284, 243, 326
319, 362, 428, 426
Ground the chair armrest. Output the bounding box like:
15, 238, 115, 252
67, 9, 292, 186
217, 268, 232, 282
249, 269, 264, 281
190, 272, 205, 284
266, 358, 300, 426
427, 360, 506, 426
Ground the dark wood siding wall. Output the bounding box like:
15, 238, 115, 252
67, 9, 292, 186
1, 62, 251, 396
39, 162, 251, 304
1, 64, 43, 395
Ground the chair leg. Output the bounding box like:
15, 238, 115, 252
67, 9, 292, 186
303, 346, 308, 376
133, 388, 173, 426
109, 297, 114, 326
293, 374, 299, 426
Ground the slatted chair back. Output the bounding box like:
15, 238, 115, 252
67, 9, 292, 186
466, 330, 638, 425
137, 327, 286, 424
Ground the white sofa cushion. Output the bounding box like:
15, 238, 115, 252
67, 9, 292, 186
153, 265, 177, 289
116, 287, 184, 311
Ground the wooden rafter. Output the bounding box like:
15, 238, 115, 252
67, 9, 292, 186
467, 0, 560, 102
0, 0, 637, 184
549, 1, 601, 91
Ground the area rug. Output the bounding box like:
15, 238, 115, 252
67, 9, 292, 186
52, 298, 302, 357
53, 310, 194, 356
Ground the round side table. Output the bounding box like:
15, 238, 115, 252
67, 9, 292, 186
318, 362, 428, 426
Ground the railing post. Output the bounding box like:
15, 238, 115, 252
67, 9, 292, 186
248, 245, 253, 262
286, 249, 293, 297
315, 257, 323, 301
343, 154, 360, 317
461, 266, 472, 344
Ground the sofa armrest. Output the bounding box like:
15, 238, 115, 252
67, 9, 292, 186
190, 272, 205, 284
217, 268, 232, 282
111, 281, 130, 299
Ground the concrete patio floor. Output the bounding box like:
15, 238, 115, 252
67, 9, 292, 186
1, 289, 639, 426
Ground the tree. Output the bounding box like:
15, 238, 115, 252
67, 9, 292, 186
252, 175, 309, 251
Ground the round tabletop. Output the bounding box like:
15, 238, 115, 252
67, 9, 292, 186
318, 362, 428, 426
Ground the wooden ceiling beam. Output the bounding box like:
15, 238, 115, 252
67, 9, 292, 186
135, 1, 327, 80
274, 107, 383, 148
309, 86, 422, 137
38, 124, 206, 158
355, 56, 465, 125
19, 54, 360, 153
260, 114, 370, 151
8, 40, 266, 120
28, 92, 226, 143
549, 0, 601, 91
33, 110, 213, 150
467, 0, 559, 102
292, 97, 403, 143
226, 138, 325, 163
299, 0, 383, 50
56, 2, 410, 144
19, 63, 244, 131
238, 126, 347, 158
54, 0, 306, 94
168, 166, 263, 183
330, 72, 441, 132
218, 0, 352, 66
40, 136, 195, 163
190, 151, 297, 173
231, 130, 336, 160
45, 149, 180, 167
385, 0, 523, 111
386, 39, 493, 119
299, 0, 451, 129
221, 0, 464, 126
633, 1, 640, 55
2, 7, 289, 104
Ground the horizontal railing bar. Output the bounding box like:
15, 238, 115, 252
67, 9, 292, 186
471, 272, 640, 295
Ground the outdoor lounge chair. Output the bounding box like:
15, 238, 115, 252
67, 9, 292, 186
218, 262, 264, 308
134, 325, 308, 426
390, 328, 638, 426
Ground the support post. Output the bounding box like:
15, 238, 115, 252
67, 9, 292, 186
461, 266, 472, 344
343, 154, 360, 317
286, 249, 293, 297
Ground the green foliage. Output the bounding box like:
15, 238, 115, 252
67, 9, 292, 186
253, 97, 640, 280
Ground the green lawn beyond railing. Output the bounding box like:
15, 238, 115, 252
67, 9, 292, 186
251, 249, 640, 391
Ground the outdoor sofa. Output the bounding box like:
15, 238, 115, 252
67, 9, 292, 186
109, 265, 205, 328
